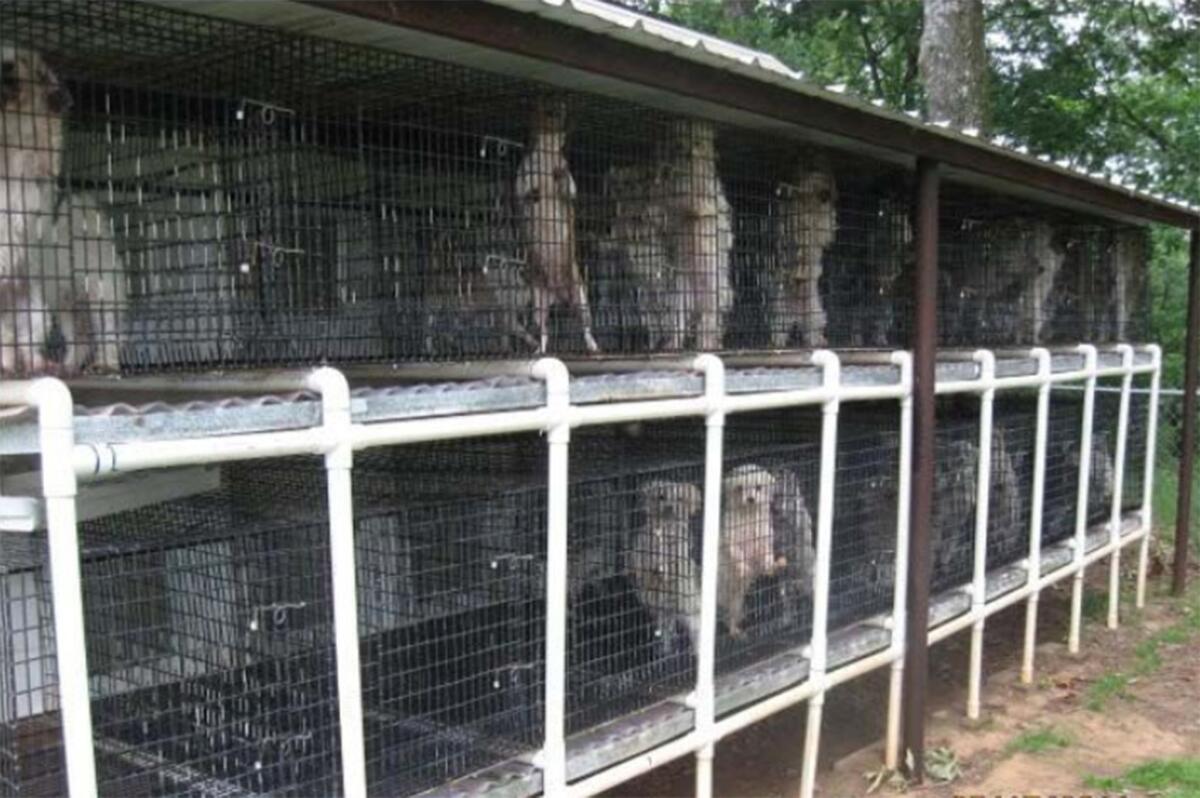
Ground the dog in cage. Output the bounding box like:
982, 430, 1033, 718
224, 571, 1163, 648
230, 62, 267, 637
30, 196, 127, 372
661, 119, 733, 351
1, 47, 124, 374
629, 479, 703, 654
867, 190, 914, 347
1085, 437, 1117, 523
0, 45, 67, 374
987, 425, 1026, 566
765, 464, 816, 631
944, 217, 1066, 345
1105, 228, 1147, 341
931, 436, 979, 581
721, 463, 786, 638
598, 161, 678, 350
514, 97, 600, 354
768, 151, 838, 348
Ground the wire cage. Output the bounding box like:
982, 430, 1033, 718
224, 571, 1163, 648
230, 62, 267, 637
0, 1, 1154, 376
989, 395, 1037, 570
937, 184, 1150, 349
0, 455, 555, 798
929, 410, 980, 594
0, 474, 344, 797
1091, 377, 1149, 520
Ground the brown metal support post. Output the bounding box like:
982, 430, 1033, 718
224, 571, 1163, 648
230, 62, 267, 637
1173, 228, 1200, 596
903, 158, 939, 780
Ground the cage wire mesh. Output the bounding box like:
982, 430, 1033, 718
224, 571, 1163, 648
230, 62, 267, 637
937, 183, 1150, 349
1041, 392, 1086, 548
989, 394, 1036, 571
0, 472, 346, 798
930, 401, 981, 594
1121, 376, 1151, 512
0, 1, 1154, 376
1090, 378, 1128, 525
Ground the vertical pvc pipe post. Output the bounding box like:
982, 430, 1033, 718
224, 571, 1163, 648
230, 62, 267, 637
1137, 345, 1162, 609
308, 367, 367, 798
0, 380, 99, 798
1069, 344, 1098, 655
967, 351, 995, 721
798, 350, 840, 798
1107, 345, 1134, 629
1021, 348, 1052, 685
693, 354, 726, 798
885, 352, 913, 771
1174, 229, 1200, 597
535, 358, 571, 795
903, 157, 939, 783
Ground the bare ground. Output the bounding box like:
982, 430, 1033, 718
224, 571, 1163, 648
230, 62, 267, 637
606, 556, 1200, 797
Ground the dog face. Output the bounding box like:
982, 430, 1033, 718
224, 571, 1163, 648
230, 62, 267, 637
667, 119, 716, 164
725, 465, 776, 509
782, 156, 838, 257
1, 45, 69, 178
642, 479, 702, 525
532, 96, 568, 139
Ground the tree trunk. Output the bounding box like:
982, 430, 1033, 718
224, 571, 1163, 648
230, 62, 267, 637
919, 0, 988, 131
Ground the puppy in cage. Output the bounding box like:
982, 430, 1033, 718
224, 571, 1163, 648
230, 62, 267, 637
769, 151, 838, 348
514, 96, 600, 354
1, 46, 123, 374
721, 463, 787, 638
661, 119, 733, 351
629, 479, 703, 654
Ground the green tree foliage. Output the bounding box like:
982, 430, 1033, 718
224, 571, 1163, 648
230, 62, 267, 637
637, 0, 1200, 381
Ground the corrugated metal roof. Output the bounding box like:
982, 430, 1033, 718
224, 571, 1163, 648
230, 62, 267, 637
483, 0, 1197, 219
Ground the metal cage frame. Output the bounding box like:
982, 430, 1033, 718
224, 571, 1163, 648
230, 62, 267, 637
0, 342, 1161, 798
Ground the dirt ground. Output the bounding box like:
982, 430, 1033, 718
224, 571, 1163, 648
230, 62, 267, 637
606, 558, 1200, 797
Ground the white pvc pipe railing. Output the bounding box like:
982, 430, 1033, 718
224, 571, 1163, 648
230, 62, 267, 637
1021, 348, 1052, 685
798, 351, 840, 798
308, 367, 368, 798
1108, 345, 1135, 629
1137, 346, 1163, 609
1, 344, 1162, 798
884, 352, 913, 772
693, 354, 725, 798
0, 380, 98, 798
967, 351, 995, 721
1069, 345, 1099, 655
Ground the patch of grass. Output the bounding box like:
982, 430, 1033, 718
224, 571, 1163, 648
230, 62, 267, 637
1085, 757, 1200, 798
1005, 726, 1072, 755
1133, 637, 1163, 673
1085, 671, 1131, 711
1081, 591, 1107, 621
1160, 624, 1191, 645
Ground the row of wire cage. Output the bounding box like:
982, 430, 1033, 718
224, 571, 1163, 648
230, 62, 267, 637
0, 0, 1152, 375
0, 0, 1167, 796
0, 361, 1154, 797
